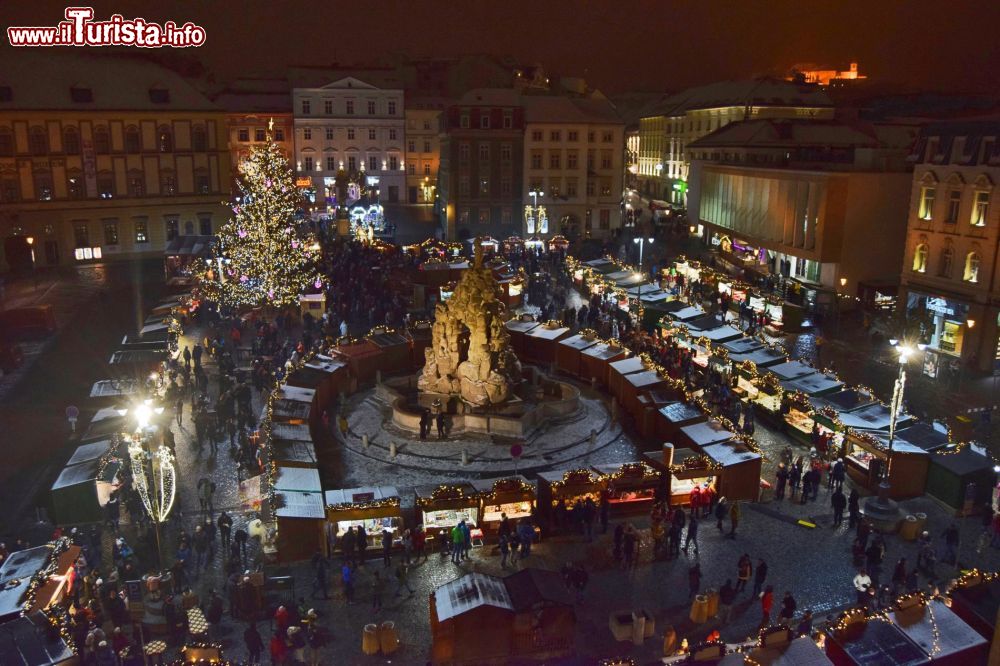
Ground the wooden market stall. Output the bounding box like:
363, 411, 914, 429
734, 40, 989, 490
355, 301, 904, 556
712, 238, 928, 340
621, 368, 680, 420
270, 437, 317, 469
270, 392, 314, 426
635, 390, 680, 439
272, 466, 326, 561
591, 461, 664, 515
522, 322, 572, 365
554, 333, 600, 377
843, 429, 929, 499
505, 317, 540, 356
330, 339, 383, 388
367, 329, 412, 376
50, 441, 121, 525
677, 420, 738, 451
536, 469, 606, 531
656, 444, 719, 508
285, 354, 349, 412
889, 598, 987, 664
470, 477, 537, 539
408, 320, 433, 367
824, 610, 929, 666
415, 483, 481, 545
702, 439, 763, 503
655, 400, 707, 443
579, 342, 628, 387
324, 487, 404, 553
949, 575, 1000, 642
607, 356, 646, 400
926, 445, 995, 512
430, 569, 574, 666
717, 635, 833, 665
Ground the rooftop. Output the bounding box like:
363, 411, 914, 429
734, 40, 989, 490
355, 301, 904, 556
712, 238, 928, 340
642, 77, 832, 118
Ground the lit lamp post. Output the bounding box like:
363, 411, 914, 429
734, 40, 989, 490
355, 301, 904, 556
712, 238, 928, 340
124, 399, 173, 571
633, 237, 653, 321
863, 340, 925, 529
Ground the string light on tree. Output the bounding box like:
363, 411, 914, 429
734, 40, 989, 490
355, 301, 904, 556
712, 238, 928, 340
196, 119, 322, 309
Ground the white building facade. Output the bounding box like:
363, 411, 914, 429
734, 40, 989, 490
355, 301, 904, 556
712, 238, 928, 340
292, 77, 406, 208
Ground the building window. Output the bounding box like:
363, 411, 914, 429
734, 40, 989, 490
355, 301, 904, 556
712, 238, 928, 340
254, 128, 265, 142
423, 140, 431, 153
502, 208, 512, 225
127, 173, 143, 197
549, 180, 560, 197
348, 156, 357, 171
367, 128, 376, 141
367, 100, 376, 115
479, 143, 490, 161
503, 114, 512, 129
302, 99, 311, 115
1, 177, 19, 202
324, 100, 333, 115
588, 131, 595, 142
600, 179, 612, 196
600, 151, 612, 169
67, 174, 84, 199
303, 156, 314, 171
346, 100, 355, 115
500, 178, 511, 196
459, 209, 470, 226
238, 128, 249, 142
274, 128, 284, 141
193, 126, 207, 151
0, 128, 13, 156
160, 172, 176, 195
157, 126, 172, 152
600, 209, 611, 230
481, 115, 490, 129
460, 114, 470, 129
29, 127, 48, 155
423, 120, 431, 130
459, 143, 470, 163
549, 152, 560, 169
94, 126, 110, 153
98, 172, 114, 198
389, 129, 397, 141
346, 128, 355, 140
424, 163, 431, 175
939, 245, 954, 277
531, 130, 543, 142
185, 220, 195, 235
195, 171, 210, 194
368, 156, 378, 171
33, 171, 53, 200
459, 177, 470, 197
568, 131, 578, 142
199, 215, 212, 235
587, 150, 594, 170
531, 152, 543, 169
165, 217, 179, 241
388, 101, 396, 115
550, 131, 561, 142
74, 223, 90, 248
478, 208, 490, 225
389, 156, 398, 170
408, 140, 416, 153
134, 218, 149, 244
63, 127, 80, 154
566, 179, 577, 197
972, 191, 990, 226
327, 157, 337, 171
586, 179, 595, 197
407, 163, 415, 175
103, 220, 119, 245
303, 128, 312, 141
602, 131, 613, 143
567, 151, 578, 169
964, 251, 981, 282
918, 186, 935, 220
479, 177, 489, 196
912, 243, 928, 273
946, 190, 961, 224
500, 143, 511, 162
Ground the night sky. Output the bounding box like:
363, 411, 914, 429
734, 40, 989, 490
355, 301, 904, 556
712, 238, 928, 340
2, 0, 999, 94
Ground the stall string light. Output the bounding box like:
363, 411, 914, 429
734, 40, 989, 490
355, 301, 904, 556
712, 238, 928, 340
18, 537, 77, 653
326, 496, 401, 512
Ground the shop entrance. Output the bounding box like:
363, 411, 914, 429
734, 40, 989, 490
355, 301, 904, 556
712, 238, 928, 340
44, 240, 59, 266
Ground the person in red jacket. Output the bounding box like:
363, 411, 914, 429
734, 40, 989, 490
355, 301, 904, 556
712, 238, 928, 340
270, 631, 288, 665
273, 605, 289, 633
760, 585, 774, 628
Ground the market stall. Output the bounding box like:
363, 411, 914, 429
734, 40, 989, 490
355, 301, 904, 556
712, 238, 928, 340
926, 445, 995, 511
722, 337, 764, 356
505, 317, 540, 356
843, 429, 929, 498
702, 439, 763, 502
781, 371, 844, 399
767, 360, 818, 383
536, 469, 606, 531
471, 477, 537, 539
367, 329, 412, 376
415, 483, 480, 544
409, 320, 434, 367
108, 348, 168, 382
635, 390, 680, 439
655, 401, 707, 443
273, 466, 326, 561
270, 422, 312, 443
298, 293, 326, 321
285, 354, 349, 412
522, 322, 572, 365
88, 379, 139, 406
579, 342, 628, 387
554, 333, 600, 377
950, 575, 1000, 642
330, 339, 383, 388
270, 394, 313, 426
660, 444, 718, 508
325, 487, 403, 552
607, 356, 646, 401
889, 597, 987, 663
270, 437, 317, 469
591, 462, 664, 515
824, 609, 929, 666
621, 368, 680, 421
50, 441, 121, 525
677, 420, 738, 451
729, 346, 787, 369
782, 391, 819, 447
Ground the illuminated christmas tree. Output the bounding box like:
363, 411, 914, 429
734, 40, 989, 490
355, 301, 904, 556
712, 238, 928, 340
197, 121, 322, 309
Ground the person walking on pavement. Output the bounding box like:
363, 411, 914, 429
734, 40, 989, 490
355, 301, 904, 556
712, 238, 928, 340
942, 523, 960, 566
218, 512, 233, 552
311, 551, 329, 600
499, 533, 511, 569
381, 529, 393, 568
831, 458, 846, 491
623, 524, 638, 570
682, 512, 699, 556
183, 345, 192, 371
728, 501, 740, 539
736, 554, 752, 593
832, 487, 847, 527
371, 570, 384, 613
197, 477, 216, 516
193, 526, 209, 576
752, 558, 768, 597
450, 524, 463, 564
436, 411, 446, 439
718, 580, 736, 623
759, 585, 774, 627
854, 569, 872, 606
393, 562, 414, 597
244, 623, 264, 665
714, 497, 728, 532
779, 591, 797, 622
848, 489, 861, 528
775, 464, 788, 501
341, 563, 354, 605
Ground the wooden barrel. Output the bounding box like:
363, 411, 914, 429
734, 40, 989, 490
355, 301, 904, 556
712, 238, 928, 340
362, 623, 380, 655
689, 595, 708, 624
379, 621, 399, 654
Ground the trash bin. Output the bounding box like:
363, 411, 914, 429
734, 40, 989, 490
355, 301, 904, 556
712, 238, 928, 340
362, 623, 379, 655
379, 621, 399, 654
900, 515, 918, 541
689, 594, 709, 624
631, 611, 646, 645
705, 588, 719, 617
914, 512, 927, 532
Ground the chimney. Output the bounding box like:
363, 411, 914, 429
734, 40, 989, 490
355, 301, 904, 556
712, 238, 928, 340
662, 443, 675, 469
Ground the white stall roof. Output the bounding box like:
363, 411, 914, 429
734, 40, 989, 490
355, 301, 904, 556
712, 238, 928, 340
274, 490, 325, 519
325, 486, 400, 506
434, 572, 512, 622
605, 270, 633, 282
699, 325, 743, 343
558, 334, 599, 352
768, 360, 817, 381
681, 421, 737, 447
583, 258, 615, 268
582, 343, 627, 361
722, 338, 764, 355
274, 466, 322, 493
305, 355, 346, 373
140, 322, 169, 336
526, 325, 570, 341
782, 372, 844, 396
505, 319, 540, 333
275, 385, 316, 403
890, 599, 986, 658
840, 403, 912, 432
270, 422, 312, 443
731, 348, 787, 367
704, 441, 761, 468
609, 356, 645, 375
624, 284, 661, 297
669, 306, 706, 322
66, 440, 112, 466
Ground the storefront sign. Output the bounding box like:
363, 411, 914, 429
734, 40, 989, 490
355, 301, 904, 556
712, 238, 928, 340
926, 297, 956, 317
295, 177, 313, 188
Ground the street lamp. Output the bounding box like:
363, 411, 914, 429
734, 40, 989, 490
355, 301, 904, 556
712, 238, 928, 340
633, 237, 654, 318
126, 399, 173, 571
863, 340, 925, 529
